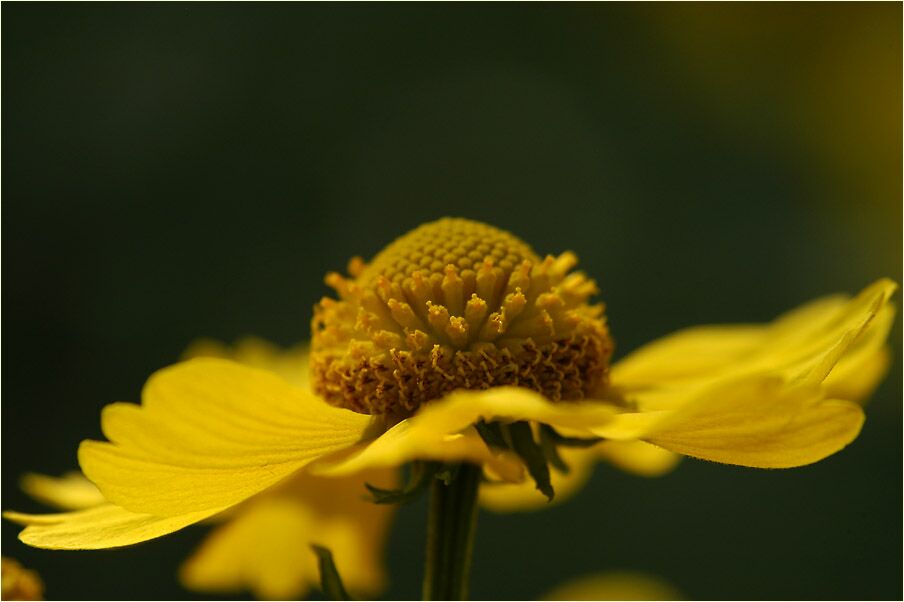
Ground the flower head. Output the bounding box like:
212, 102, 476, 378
5, 218, 896, 571
312, 217, 613, 416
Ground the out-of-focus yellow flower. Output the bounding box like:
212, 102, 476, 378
5, 219, 895, 559
11, 340, 396, 601
544, 570, 682, 601
181, 470, 393, 600
1, 557, 44, 601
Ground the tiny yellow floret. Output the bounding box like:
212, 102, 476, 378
311, 218, 614, 415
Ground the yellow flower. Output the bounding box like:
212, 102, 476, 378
9, 339, 396, 601
5, 218, 895, 568
1, 557, 44, 601
543, 570, 682, 601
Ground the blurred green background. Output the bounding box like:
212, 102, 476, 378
3, 3, 901, 600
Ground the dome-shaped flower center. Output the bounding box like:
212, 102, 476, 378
311, 217, 614, 416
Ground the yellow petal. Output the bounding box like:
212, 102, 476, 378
20, 472, 105, 511
313, 423, 524, 482
79, 358, 372, 517
594, 440, 681, 477
823, 345, 891, 402
405, 386, 618, 434
544, 570, 682, 601
782, 280, 895, 387
611, 324, 767, 386
594, 377, 865, 468
612, 279, 897, 407
821, 300, 895, 401
4, 504, 218, 550
313, 386, 619, 479
180, 467, 396, 600
182, 337, 311, 391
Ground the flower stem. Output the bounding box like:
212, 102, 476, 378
422, 463, 481, 601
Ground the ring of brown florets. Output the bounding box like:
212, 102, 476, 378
311, 218, 614, 417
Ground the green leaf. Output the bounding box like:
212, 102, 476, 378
365, 461, 440, 504
505, 421, 554, 501
311, 544, 352, 601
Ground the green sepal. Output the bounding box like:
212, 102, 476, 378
365, 461, 440, 505
475, 419, 508, 449
539, 424, 570, 474
504, 421, 555, 501
541, 424, 604, 448
311, 544, 352, 601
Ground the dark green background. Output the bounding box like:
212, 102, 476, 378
3, 3, 901, 600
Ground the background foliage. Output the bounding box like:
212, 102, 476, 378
3, 4, 901, 600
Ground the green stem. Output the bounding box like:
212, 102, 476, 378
422, 463, 481, 601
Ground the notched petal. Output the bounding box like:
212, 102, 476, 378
79, 358, 372, 517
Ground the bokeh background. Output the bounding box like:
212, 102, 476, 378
3, 3, 901, 600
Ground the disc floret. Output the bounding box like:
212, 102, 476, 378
311, 218, 614, 415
